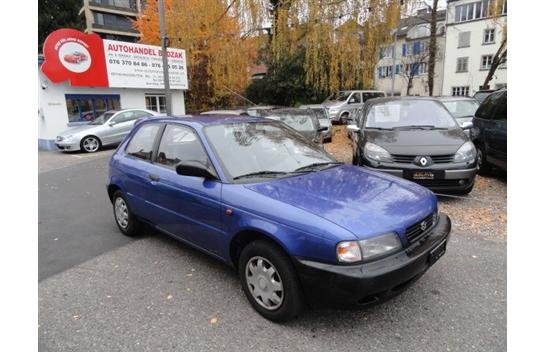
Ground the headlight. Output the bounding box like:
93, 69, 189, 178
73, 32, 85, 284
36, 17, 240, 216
364, 142, 392, 162
454, 141, 476, 163
359, 232, 402, 261
336, 241, 362, 263
336, 232, 402, 263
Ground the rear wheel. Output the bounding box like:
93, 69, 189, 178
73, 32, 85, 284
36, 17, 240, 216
239, 240, 304, 322
112, 190, 142, 237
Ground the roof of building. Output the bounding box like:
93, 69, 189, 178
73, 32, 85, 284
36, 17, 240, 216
396, 9, 447, 38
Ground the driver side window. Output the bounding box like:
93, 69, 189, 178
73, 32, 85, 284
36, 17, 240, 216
155, 124, 212, 170
112, 111, 136, 124
348, 92, 362, 104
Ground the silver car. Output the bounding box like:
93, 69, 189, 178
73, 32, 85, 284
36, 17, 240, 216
322, 90, 386, 123
436, 96, 480, 138
55, 109, 159, 153
299, 104, 332, 143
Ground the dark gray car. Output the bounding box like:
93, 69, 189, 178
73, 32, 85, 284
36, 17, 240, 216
348, 97, 477, 194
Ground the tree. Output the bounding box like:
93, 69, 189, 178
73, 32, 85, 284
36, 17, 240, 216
38, 0, 84, 53
426, 0, 438, 96
481, 0, 507, 89
397, 42, 431, 95
134, 0, 259, 112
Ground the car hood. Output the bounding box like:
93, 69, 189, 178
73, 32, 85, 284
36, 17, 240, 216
365, 128, 467, 155
244, 165, 436, 240
57, 124, 101, 137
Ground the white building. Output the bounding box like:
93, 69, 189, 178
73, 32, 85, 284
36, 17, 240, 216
375, 9, 447, 96
38, 56, 186, 150
442, 0, 507, 96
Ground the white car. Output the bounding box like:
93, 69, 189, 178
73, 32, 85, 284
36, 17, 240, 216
55, 109, 160, 153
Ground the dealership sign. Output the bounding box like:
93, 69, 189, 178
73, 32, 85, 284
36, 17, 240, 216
41, 28, 188, 89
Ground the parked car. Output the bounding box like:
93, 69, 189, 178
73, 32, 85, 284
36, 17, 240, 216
472, 89, 507, 174
299, 104, 332, 143
200, 109, 249, 116
63, 51, 87, 64
473, 89, 496, 104
348, 97, 477, 194
107, 115, 451, 321
245, 105, 286, 117
56, 109, 159, 153
322, 90, 386, 124
436, 96, 480, 137
260, 108, 325, 144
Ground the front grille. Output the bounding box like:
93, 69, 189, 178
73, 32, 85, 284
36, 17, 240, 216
405, 212, 435, 244
391, 154, 455, 164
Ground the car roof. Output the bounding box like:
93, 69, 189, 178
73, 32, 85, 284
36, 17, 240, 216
363, 96, 442, 106
138, 115, 269, 127
435, 96, 478, 102
299, 104, 325, 109
200, 109, 247, 115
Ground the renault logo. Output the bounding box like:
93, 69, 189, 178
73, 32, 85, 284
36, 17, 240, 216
419, 157, 428, 166
420, 221, 428, 231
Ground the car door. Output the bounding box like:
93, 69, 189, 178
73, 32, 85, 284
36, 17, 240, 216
486, 92, 507, 168
117, 123, 163, 217
145, 123, 223, 254
473, 92, 502, 164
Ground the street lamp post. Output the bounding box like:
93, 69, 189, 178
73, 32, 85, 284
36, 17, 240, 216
158, 0, 172, 115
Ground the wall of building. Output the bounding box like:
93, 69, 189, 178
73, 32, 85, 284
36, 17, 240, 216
442, 0, 507, 95
38, 70, 185, 149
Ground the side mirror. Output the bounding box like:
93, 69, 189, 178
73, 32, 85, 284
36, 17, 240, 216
317, 126, 328, 132
347, 125, 361, 132
461, 121, 473, 129
176, 161, 217, 180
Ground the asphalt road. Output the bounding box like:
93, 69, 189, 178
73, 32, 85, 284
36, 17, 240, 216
38, 149, 506, 352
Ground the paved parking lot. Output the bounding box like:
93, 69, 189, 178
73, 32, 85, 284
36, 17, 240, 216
38, 129, 506, 351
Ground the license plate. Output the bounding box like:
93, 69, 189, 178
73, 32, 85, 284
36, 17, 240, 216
404, 170, 445, 180
428, 240, 447, 265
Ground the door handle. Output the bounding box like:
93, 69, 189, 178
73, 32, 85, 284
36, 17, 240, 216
148, 173, 160, 182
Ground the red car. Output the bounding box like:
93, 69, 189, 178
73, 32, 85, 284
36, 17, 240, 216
63, 51, 88, 64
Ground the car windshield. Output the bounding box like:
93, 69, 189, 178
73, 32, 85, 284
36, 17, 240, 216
442, 100, 480, 118
204, 121, 337, 181
365, 100, 457, 129
265, 112, 316, 132
90, 112, 115, 125
310, 108, 328, 120
325, 91, 351, 102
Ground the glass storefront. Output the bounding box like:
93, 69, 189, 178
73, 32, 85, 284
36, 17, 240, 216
65, 94, 121, 122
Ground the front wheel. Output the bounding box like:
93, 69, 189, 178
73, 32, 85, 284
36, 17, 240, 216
239, 240, 304, 322
476, 146, 491, 175
81, 136, 101, 153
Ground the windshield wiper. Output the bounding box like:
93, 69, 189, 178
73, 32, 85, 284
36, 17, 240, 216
233, 170, 288, 180
394, 125, 447, 130
293, 161, 343, 172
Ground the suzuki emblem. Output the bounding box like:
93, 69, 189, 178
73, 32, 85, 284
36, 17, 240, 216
420, 221, 428, 231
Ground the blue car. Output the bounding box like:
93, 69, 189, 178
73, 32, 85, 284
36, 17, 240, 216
107, 115, 451, 321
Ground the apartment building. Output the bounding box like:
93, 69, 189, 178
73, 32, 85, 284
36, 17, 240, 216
80, 0, 144, 42
375, 9, 447, 96
442, 0, 507, 96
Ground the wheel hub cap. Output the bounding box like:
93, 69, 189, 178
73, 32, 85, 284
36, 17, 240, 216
245, 256, 284, 310
83, 138, 98, 152
114, 198, 129, 229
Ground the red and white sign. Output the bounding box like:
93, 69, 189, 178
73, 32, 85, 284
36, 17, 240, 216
41, 29, 188, 89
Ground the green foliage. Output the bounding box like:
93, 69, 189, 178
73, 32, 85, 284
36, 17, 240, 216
246, 50, 329, 107
38, 0, 85, 53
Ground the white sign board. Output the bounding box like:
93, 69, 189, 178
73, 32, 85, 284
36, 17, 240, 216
103, 40, 188, 89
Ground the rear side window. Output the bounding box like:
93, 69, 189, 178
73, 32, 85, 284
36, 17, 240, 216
362, 92, 384, 102
125, 124, 161, 160
155, 124, 212, 169
475, 92, 502, 120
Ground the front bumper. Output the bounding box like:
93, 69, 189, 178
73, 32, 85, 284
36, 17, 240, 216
55, 140, 81, 151
293, 214, 451, 308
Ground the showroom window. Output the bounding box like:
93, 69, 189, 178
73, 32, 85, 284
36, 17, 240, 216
65, 94, 120, 123
145, 94, 166, 113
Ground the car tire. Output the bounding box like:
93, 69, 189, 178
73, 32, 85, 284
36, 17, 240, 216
239, 240, 305, 322
81, 135, 101, 153
112, 190, 142, 237
340, 113, 349, 125
476, 145, 491, 175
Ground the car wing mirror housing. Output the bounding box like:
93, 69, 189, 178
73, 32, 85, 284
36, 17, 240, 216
176, 161, 217, 180
346, 125, 361, 132
461, 121, 473, 129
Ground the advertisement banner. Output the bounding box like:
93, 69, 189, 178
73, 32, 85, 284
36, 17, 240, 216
41, 29, 188, 90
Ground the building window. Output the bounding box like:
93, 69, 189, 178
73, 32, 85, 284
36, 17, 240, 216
452, 86, 470, 96
65, 94, 121, 123
483, 28, 495, 44
481, 55, 494, 70
455, 0, 490, 23
145, 94, 166, 113
458, 31, 471, 48
419, 62, 428, 75
456, 57, 469, 73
